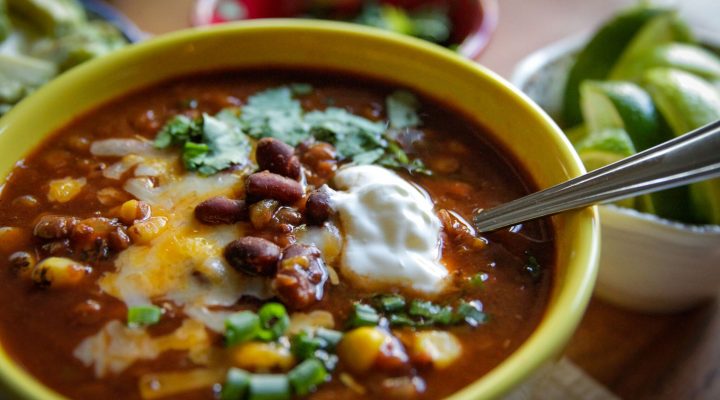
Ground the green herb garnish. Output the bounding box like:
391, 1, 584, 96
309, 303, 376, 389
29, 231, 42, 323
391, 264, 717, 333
256, 302, 290, 342
387, 89, 421, 129
155, 85, 428, 175
224, 311, 261, 347
154, 113, 252, 175
288, 359, 328, 396
347, 302, 381, 328
127, 305, 162, 328
220, 368, 251, 400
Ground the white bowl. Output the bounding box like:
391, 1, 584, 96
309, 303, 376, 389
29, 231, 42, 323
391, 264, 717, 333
511, 34, 720, 313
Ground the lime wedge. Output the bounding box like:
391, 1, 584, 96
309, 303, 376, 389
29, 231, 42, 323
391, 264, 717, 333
574, 128, 636, 208
574, 128, 636, 171
611, 43, 720, 81
643, 68, 720, 134
609, 11, 694, 80
562, 6, 670, 126
580, 80, 671, 151
564, 124, 588, 145
644, 68, 720, 224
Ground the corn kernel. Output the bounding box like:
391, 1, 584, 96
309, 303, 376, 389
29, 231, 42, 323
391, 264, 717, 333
337, 327, 387, 374
32, 257, 91, 288
119, 199, 152, 225
128, 217, 168, 245
47, 177, 86, 203
231, 342, 295, 372
411, 331, 462, 369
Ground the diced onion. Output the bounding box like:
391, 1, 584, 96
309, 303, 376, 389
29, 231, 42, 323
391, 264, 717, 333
90, 139, 155, 157
124, 177, 158, 204
104, 155, 144, 180
287, 311, 335, 335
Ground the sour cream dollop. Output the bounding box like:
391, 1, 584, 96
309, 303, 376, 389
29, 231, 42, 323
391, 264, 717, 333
331, 165, 448, 294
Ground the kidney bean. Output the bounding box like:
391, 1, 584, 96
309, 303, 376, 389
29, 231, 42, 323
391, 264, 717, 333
299, 142, 338, 181
194, 197, 248, 225
33, 215, 78, 240
224, 237, 281, 276
71, 218, 127, 260
108, 228, 131, 251
256, 138, 302, 180
272, 244, 328, 310
305, 189, 333, 225
246, 171, 304, 204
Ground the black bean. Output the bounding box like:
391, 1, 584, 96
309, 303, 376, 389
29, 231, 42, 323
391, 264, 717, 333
108, 228, 131, 251
305, 189, 333, 225
33, 215, 78, 240
224, 237, 281, 276
256, 138, 301, 179
246, 171, 304, 204
194, 197, 248, 225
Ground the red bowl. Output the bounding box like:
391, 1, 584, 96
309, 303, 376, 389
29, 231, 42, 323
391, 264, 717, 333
192, 0, 498, 59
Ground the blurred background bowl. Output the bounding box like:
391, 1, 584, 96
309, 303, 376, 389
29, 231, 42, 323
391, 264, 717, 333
511, 33, 720, 314
191, 0, 498, 59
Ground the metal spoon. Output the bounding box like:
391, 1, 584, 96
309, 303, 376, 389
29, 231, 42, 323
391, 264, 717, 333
473, 119, 720, 233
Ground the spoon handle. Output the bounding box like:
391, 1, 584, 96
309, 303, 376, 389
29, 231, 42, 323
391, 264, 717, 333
473, 119, 720, 233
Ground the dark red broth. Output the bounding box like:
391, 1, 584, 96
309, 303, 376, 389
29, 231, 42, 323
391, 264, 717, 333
0, 70, 554, 400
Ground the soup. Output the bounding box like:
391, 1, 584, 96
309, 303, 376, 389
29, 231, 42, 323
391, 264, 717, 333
0, 70, 554, 400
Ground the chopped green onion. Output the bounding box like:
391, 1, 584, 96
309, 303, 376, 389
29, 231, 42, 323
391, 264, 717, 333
225, 311, 261, 347
313, 350, 339, 372
127, 305, 162, 328
408, 300, 440, 319
290, 331, 323, 360
220, 368, 250, 400
257, 303, 290, 341
457, 300, 488, 327
347, 303, 380, 327
377, 294, 406, 312
288, 359, 328, 396
315, 328, 343, 349
388, 313, 415, 327
248, 374, 291, 400
434, 305, 455, 325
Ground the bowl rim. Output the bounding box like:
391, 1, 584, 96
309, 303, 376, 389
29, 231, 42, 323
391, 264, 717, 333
0, 20, 599, 400
190, 0, 499, 59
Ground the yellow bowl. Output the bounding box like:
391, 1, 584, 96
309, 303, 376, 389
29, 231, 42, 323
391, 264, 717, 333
0, 20, 599, 400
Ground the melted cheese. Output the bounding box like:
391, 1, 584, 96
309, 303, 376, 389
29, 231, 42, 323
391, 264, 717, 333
100, 171, 272, 308
79, 154, 271, 377
331, 165, 448, 294
74, 319, 210, 378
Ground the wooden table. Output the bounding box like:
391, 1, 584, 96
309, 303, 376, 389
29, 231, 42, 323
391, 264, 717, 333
109, 1, 720, 398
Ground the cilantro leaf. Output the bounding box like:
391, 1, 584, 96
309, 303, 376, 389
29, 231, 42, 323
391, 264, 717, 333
239, 87, 308, 145
154, 115, 203, 148
186, 114, 252, 175
305, 108, 386, 159
386, 90, 421, 129
155, 113, 251, 175
154, 84, 429, 175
